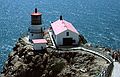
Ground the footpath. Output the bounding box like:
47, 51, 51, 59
111, 62, 120, 77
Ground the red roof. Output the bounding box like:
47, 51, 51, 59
32, 39, 47, 44
51, 19, 79, 35
31, 12, 42, 16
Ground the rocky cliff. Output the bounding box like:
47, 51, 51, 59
1, 38, 106, 77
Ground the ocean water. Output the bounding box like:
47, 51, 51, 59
0, 0, 120, 72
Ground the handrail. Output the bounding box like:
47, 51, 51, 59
81, 46, 113, 63
59, 47, 114, 77
80, 46, 114, 77
71, 47, 112, 63
70, 46, 114, 77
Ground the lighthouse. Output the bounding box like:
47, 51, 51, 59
29, 8, 44, 41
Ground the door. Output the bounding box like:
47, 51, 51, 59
63, 38, 73, 46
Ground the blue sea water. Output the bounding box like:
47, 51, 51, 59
0, 0, 120, 72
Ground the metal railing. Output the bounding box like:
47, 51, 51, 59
82, 46, 113, 63
81, 45, 114, 77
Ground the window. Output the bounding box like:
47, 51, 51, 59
66, 32, 69, 36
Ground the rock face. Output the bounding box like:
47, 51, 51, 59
1, 38, 103, 77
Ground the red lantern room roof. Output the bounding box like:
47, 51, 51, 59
32, 12, 42, 16
31, 8, 42, 16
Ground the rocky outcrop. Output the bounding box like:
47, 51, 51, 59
1, 38, 104, 77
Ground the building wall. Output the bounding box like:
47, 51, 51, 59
29, 33, 43, 40
30, 25, 42, 30
33, 43, 46, 50
29, 25, 43, 40
54, 30, 79, 46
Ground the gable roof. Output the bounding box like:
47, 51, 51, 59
32, 39, 47, 44
51, 19, 79, 35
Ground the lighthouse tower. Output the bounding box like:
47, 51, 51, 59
29, 8, 44, 41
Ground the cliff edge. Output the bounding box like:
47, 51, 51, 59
1, 38, 108, 77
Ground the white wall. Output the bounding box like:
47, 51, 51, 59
29, 25, 43, 40
33, 43, 46, 50
30, 25, 42, 30
29, 33, 43, 40
55, 30, 79, 46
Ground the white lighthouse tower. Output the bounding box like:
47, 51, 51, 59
29, 8, 44, 41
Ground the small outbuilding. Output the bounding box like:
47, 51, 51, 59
32, 39, 47, 50
51, 16, 80, 46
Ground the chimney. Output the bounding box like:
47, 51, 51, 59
60, 15, 63, 20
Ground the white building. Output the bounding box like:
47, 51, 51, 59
29, 8, 43, 41
51, 16, 80, 46
32, 39, 47, 50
